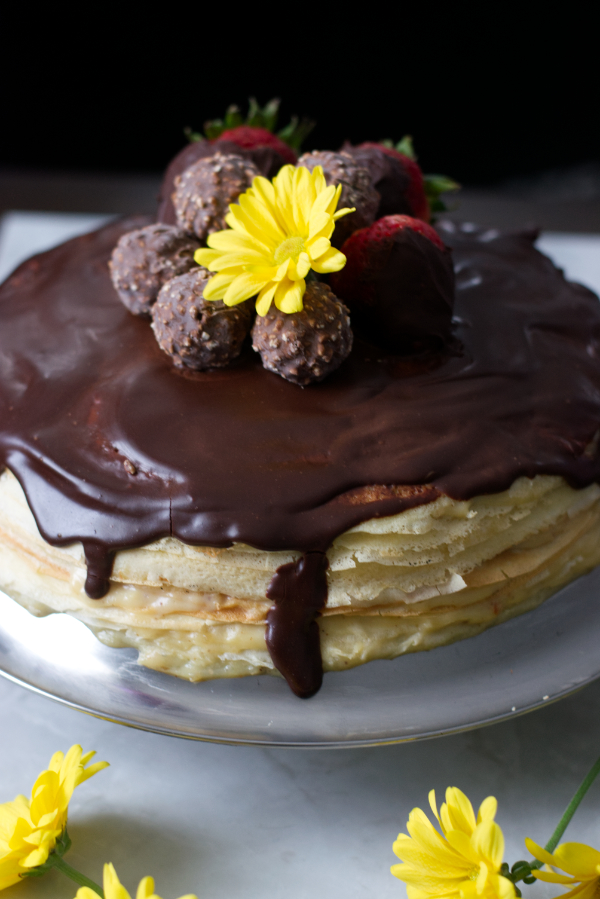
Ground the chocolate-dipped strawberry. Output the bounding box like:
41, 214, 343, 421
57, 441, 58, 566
330, 215, 455, 354
296, 150, 379, 248
109, 223, 201, 317
202, 97, 314, 165
152, 268, 253, 370
342, 137, 460, 223
252, 281, 352, 386
157, 99, 314, 224
172, 154, 259, 242
342, 141, 429, 221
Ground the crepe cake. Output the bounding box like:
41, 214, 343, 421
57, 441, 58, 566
1, 193, 600, 698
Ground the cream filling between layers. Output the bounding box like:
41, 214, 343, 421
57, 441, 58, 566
1, 469, 599, 680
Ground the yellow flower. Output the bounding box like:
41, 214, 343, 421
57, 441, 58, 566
391, 787, 515, 899
194, 164, 354, 315
0, 745, 108, 890
73, 862, 198, 899
526, 838, 600, 899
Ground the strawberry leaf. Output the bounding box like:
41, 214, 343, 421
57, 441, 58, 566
424, 173, 461, 213
277, 115, 315, 152
194, 98, 313, 150
184, 126, 203, 143
223, 104, 243, 130
395, 135, 417, 159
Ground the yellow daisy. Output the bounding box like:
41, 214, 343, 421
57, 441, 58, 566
194, 164, 354, 315
73, 862, 198, 899
526, 838, 600, 899
0, 745, 108, 890
391, 787, 515, 899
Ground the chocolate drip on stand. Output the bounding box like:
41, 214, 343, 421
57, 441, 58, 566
266, 553, 329, 698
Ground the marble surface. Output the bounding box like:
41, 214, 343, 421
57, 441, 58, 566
1, 213, 600, 899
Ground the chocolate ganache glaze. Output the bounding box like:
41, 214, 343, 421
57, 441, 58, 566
1, 217, 600, 696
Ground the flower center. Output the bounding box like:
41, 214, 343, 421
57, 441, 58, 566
273, 236, 305, 265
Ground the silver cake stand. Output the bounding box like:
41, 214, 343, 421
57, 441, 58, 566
1, 565, 599, 747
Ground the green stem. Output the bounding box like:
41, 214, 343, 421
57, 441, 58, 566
531, 752, 600, 869
50, 855, 104, 897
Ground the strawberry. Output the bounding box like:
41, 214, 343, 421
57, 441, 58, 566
342, 137, 459, 224
157, 99, 316, 222
215, 125, 298, 165
361, 141, 430, 220
330, 215, 455, 354
200, 98, 314, 166
157, 96, 315, 225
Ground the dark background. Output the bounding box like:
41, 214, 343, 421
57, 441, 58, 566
1, 10, 596, 186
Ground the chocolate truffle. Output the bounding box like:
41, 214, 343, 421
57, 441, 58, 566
296, 150, 379, 247
252, 281, 353, 386
109, 223, 201, 317
172, 153, 260, 241
157, 139, 288, 224
152, 268, 253, 370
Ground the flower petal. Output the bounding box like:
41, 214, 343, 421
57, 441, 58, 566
306, 236, 331, 260
333, 205, 355, 221
210, 251, 266, 271
429, 790, 443, 831
312, 247, 347, 274
203, 272, 237, 300
443, 788, 477, 836
310, 165, 327, 195
554, 844, 600, 879
308, 210, 333, 241
223, 271, 268, 306
497, 874, 517, 899
226, 201, 280, 248
103, 862, 132, 899
255, 282, 277, 317
445, 830, 481, 865
274, 258, 291, 282
206, 230, 268, 255
476, 861, 488, 895
194, 249, 221, 269
405, 810, 469, 868
295, 253, 311, 280
472, 821, 504, 868
525, 838, 558, 869
136, 875, 156, 899
274, 279, 305, 314
542, 883, 600, 899
533, 870, 578, 884
477, 797, 497, 825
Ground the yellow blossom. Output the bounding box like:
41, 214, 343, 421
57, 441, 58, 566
0, 745, 108, 890
73, 862, 198, 899
194, 164, 354, 315
526, 838, 600, 899
391, 787, 515, 899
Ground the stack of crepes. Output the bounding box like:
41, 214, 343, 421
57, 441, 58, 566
2, 469, 599, 681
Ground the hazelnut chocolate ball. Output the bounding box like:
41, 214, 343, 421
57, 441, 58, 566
172, 153, 260, 241
296, 150, 379, 247
252, 281, 353, 386
152, 268, 253, 370
157, 139, 289, 224
109, 223, 201, 317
